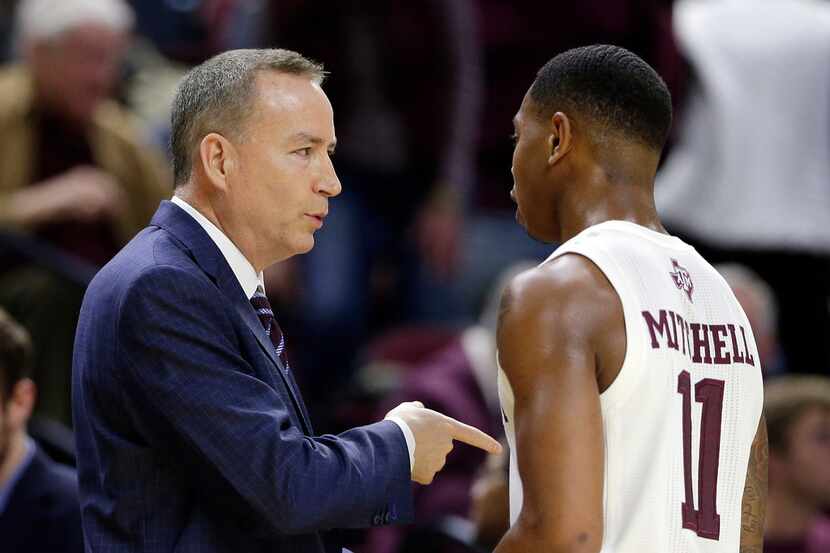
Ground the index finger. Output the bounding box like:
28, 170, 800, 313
444, 415, 502, 454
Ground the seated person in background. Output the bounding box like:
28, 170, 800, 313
764, 375, 830, 553
716, 263, 782, 374
0, 0, 169, 425
367, 262, 533, 553
0, 308, 83, 553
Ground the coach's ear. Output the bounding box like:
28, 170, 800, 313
198, 132, 238, 193
548, 112, 573, 166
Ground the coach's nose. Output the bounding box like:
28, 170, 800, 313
317, 155, 342, 198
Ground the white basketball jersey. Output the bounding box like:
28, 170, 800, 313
498, 220, 764, 553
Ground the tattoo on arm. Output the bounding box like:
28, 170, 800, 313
740, 416, 768, 553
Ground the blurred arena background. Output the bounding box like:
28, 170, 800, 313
0, 1, 828, 552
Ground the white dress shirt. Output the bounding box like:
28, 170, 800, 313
170, 196, 415, 473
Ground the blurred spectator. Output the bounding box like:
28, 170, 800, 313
128, 0, 268, 65
122, 1, 270, 151
265, 1, 481, 406
0, 1, 19, 63
0, 0, 170, 424
366, 261, 533, 553
0, 308, 83, 553
120, 38, 189, 150
716, 263, 782, 374
656, 0, 830, 373
473, 0, 681, 212
764, 375, 830, 553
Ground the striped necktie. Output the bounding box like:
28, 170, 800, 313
250, 286, 289, 369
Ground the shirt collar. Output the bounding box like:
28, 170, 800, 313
171, 196, 264, 299
0, 436, 36, 516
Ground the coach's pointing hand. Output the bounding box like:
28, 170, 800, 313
385, 401, 502, 485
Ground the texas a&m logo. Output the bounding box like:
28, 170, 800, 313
669, 259, 694, 302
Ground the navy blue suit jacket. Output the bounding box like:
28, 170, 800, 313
72, 201, 413, 552
0, 445, 84, 553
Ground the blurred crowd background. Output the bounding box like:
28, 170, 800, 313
0, 1, 828, 552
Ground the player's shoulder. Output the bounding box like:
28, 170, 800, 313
498, 253, 622, 352
497, 253, 625, 390
503, 253, 617, 313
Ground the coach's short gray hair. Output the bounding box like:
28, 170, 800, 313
170, 48, 326, 186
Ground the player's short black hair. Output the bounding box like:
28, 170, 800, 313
529, 45, 672, 152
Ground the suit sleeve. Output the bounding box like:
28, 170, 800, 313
116, 265, 413, 535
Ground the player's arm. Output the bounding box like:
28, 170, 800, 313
740, 414, 768, 553
494, 255, 621, 553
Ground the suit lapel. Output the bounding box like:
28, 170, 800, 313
151, 201, 313, 434
232, 297, 314, 433
283, 361, 314, 429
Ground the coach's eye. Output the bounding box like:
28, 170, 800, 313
510, 133, 519, 145
294, 147, 312, 157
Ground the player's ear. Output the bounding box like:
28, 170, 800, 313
548, 112, 572, 166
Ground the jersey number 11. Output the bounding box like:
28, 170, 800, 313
677, 370, 724, 540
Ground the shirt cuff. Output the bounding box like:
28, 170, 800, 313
384, 415, 415, 474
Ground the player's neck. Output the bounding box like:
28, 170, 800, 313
555, 165, 666, 243
766, 485, 822, 540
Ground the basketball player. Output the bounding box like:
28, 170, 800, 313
494, 45, 767, 553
